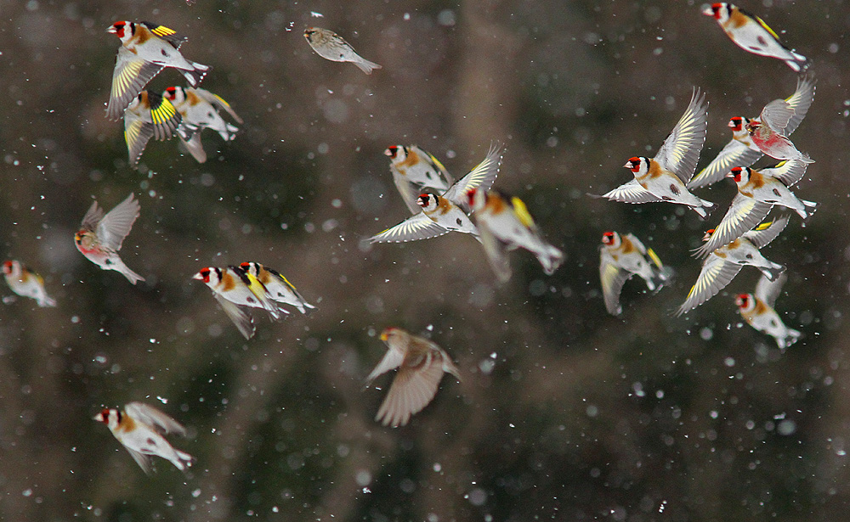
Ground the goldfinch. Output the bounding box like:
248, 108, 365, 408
696, 160, 814, 257
599, 89, 716, 219
74, 194, 145, 285
468, 188, 564, 283
599, 232, 669, 315
370, 143, 502, 244
703, 3, 808, 72
238, 262, 315, 314
690, 74, 815, 189
163, 86, 243, 164
94, 402, 193, 474
365, 327, 461, 427
678, 217, 789, 315
304, 27, 382, 74
2, 260, 57, 307
106, 21, 210, 120
736, 274, 801, 349
385, 145, 454, 214
123, 90, 189, 168
193, 266, 284, 340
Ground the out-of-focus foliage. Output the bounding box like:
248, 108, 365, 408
0, 1, 848, 521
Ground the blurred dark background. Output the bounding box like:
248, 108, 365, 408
1, 1, 848, 520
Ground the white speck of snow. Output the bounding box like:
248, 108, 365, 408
310, 11, 323, 17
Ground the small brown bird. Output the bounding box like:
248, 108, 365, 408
304, 27, 382, 74
365, 328, 461, 427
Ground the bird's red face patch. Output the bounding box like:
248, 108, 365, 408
385, 146, 398, 159
702, 229, 715, 241
729, 167, 743, 182
110, 21, 126, 38
2, 261, 12, 274
735, 294, 749, 308
195, 268, 212, 283
624, 157, 641, 172
709, 4, 723, 19
728, 117, 743, 131
164, 87, 177, 100
602, 232, 615, 245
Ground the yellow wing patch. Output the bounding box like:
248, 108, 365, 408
647, 248, 663, 270
151, 25, 177, 38
510, 197, 535, 228
125, 120, 144, 144
113, 61, 143, 97
754, 220, 773, 232
754, 16, 780, 41
213, 93, 232, 109
151, 99, 177, 126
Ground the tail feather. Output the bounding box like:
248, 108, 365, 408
39, 295, 57, 307
118, 263, 145, 285
181, 63, 211, 87
759, 263, 786, 282
181, 134, 207, 163
537, 245, 564, 275
799, 199, 818, 223
352, 58, 382, 75
173, 449, 194, 471
779, 328, 802, 349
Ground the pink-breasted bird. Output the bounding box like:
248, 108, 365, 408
689, 74, 815, 189
365, 327, 461, 427
74, 194, 145, 284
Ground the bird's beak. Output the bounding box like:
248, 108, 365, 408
623, 162, 632, 169
725, 172, 734, 178
107, 26, 116, 34
192, 273, 203, 280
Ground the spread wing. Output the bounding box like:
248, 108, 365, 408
688, 138, 762, 189
364, 346, 405, 386
375, 360, 445, 427
107, 47, 164, 121
477, 219, 512, 283
694, 194, 772, 258
624, 233, 647, 255
655, 88, 708, 184
214, 292, 255, 339
677, 255, 742, 316
391, 169, 425, 215
147, 91, 182, 141
597, 179, 665, 204
124, 402, 187, 436
97, 193, 141, 251
193, 88, 244, 124
599, 249, 630, 315
125, 447, 154, 475
754, 273, 787, 308
123, 107, 154, 167
759, 99, 795, 133
369, 213, 449, 243
763, 159, 808, 188
784, 74, 816, 136
444, 143, 503, 209
80, 201, 105, 232
743, 215, 789, 249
